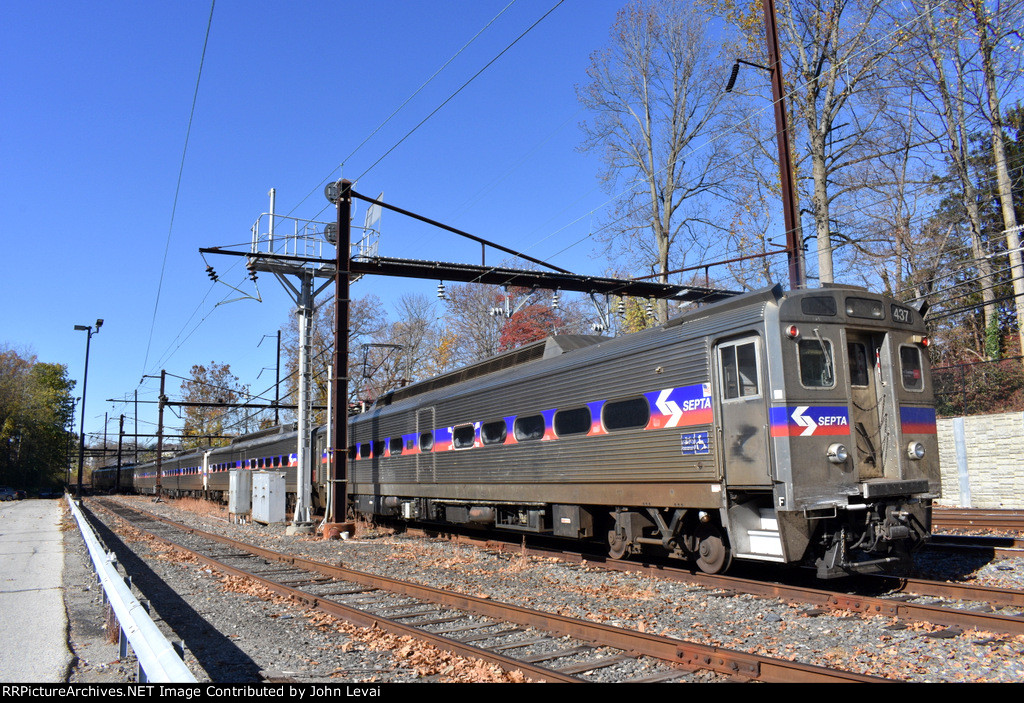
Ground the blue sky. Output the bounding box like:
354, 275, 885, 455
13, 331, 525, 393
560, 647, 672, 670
1, 1, 648, 447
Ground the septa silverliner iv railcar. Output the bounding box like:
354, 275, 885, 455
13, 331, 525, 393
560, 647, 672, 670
346, 283, 939, 578
104, 283, 939, 578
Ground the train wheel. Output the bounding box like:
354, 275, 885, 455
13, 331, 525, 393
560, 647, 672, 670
695, 524, 732, 574
607, 530, 630, 560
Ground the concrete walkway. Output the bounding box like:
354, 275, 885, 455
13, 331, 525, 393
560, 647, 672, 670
0, 498, 72, 682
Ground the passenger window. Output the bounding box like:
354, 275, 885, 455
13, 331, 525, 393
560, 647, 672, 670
603, 398, 650, 431
514, 415, 545, 441
359, 443, 372, 459
481, 420, 507, 445
848, 343, 869, 387
389, 438, 404, 456
419, 432, 434, 452
720, 340, 760, 399
452, 424, 476, 449
554, 407, 591, 436
798, 339, 835, 388
900, 346, 924, 391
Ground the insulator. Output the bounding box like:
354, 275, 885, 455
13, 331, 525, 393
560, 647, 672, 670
645, 300, 654, 317
206, 265, 218, 282
552, 291, 560, 310
617, 299, 626, 316
725, 62, 740, 92
437, 281, 446, 299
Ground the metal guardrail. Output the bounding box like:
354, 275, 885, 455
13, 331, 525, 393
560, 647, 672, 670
65, 495, 197, 683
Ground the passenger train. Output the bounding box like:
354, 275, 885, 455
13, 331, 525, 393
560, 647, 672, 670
94, 284, 940, 578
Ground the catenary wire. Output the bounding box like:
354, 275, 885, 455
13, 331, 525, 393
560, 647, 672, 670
142, 0, 216, 377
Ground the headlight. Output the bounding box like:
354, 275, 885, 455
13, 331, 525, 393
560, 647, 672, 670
907, 441, 925, 460
827, 443, 848, 464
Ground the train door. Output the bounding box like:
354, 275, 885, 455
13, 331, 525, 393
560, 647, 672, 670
416, 407, 436, 482
846, 331, 888, 479
715, 336, 771, 486
314, 430, 327, 487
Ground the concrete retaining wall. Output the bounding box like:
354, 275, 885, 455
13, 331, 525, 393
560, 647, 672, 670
937, 411, 1024, 508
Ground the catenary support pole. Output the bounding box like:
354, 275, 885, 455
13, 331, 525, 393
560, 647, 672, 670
330, 180, 352, 526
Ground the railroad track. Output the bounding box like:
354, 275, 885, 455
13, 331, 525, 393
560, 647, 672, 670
435, 532, 1024, 638
933, 508, 1024, 532
595, 558, 1024, 637
928, 534, 1024, 558
86, 497, 888, 683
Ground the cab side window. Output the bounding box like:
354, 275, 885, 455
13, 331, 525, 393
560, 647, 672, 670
899, 345, 924, 391
798, 339, 835, 388
720, 340, 760, 399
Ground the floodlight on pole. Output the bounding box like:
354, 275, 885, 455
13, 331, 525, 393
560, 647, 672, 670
74, 320, 102, 498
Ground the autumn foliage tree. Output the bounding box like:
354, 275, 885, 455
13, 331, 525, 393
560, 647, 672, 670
0, 345, 76, 489
179, 362, 251, 449
498, 304, 561, 351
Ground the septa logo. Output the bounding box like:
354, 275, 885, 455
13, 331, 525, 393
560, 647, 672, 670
644, 384, 713, 430
792, 406, 818, 436
770, 406, 850, 437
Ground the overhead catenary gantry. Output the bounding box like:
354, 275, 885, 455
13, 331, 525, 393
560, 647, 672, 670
201, 182, 739, 531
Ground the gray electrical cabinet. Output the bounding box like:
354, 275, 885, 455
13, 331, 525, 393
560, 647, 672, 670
252, 471, 286, 524
229, 469, 252, 519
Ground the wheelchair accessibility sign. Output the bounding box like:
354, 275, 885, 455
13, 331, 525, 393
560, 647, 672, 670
680, 431, 710, 455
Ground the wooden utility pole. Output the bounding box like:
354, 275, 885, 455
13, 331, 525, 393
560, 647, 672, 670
762, 0, 804, 289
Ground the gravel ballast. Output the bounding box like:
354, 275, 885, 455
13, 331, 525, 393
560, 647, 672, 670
65, 496, 1024, 684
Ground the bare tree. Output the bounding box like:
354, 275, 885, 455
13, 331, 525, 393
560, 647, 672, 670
777, 0, 908, 283
706, 0, 925, 286
904, 0, 1002, 354
280, 293, 386, 420
360, 293, 444, 399
579, 0, 733, 322
969, 0, 1024, 358
839, 90, 944, 296
439, 282, 505, 366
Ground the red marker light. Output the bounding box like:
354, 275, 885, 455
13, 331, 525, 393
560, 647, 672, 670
786, 325, 800, 339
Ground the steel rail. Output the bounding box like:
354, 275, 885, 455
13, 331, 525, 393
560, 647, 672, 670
93, 499, 889, 683
598, 560, 1024, 635
881, 574, 1024, 609
617, 563, 1024, 636
931, 534, 1024, 549
933, 508, 1024, 532
441, 535, 1024, 635
928, 534, 1024, 560
88, 500, 581, 683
